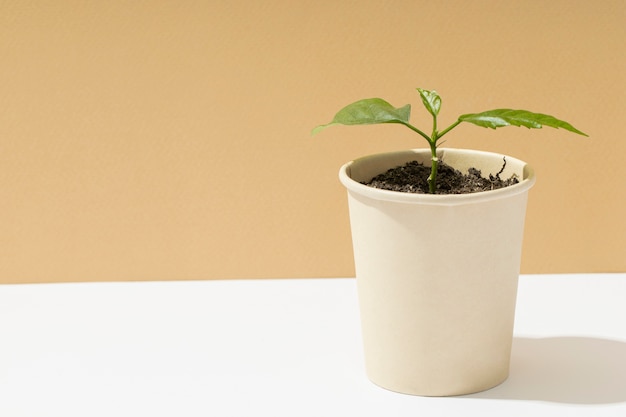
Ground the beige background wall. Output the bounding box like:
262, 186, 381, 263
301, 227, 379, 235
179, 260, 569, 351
1, 0, 624, 283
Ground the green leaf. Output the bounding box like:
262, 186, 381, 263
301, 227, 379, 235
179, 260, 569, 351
312, 98, 411, 135
417, 88, 441, 117
459, 109, 588, 136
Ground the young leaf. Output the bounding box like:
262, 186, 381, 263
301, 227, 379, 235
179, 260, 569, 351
312, 98, 411, 135
459, 109, 588, 136
417, 88, 441, 117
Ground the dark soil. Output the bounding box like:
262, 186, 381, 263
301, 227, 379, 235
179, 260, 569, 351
363, 159, 519, 194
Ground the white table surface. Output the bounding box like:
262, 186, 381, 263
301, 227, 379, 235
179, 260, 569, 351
1, 274, 625, 416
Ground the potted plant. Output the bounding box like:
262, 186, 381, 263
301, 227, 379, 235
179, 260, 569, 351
313, 88, 587, 396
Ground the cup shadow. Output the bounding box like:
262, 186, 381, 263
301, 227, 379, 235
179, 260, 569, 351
465, 336, 626, 404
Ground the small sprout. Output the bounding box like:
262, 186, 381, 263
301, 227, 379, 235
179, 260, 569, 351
313, 88, 588, 194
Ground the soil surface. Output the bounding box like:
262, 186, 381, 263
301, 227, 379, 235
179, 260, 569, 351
363, 159, 519, 194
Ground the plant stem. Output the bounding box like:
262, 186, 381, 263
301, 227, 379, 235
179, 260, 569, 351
437, 119, 462, 139
403, 118, 463, 194
403, 122, 432, 143
426, 119, 463, 193
427, 141, 438, 194
427, 114, 439, 193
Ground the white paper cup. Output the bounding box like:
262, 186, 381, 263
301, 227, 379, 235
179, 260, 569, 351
340, 148, 535, 396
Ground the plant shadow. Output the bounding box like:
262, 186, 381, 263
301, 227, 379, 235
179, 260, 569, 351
464, 336, 626, 404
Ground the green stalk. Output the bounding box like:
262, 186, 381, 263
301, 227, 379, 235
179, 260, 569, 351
427, 113, 439, 193
426, 119, 463, 193
403, 120, 442, 194
437, 119, 461, 139
402, 122, 431, 143
428, 141, 438, 193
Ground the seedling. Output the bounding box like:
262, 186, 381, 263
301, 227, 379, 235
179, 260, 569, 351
313, 88, 588, 193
